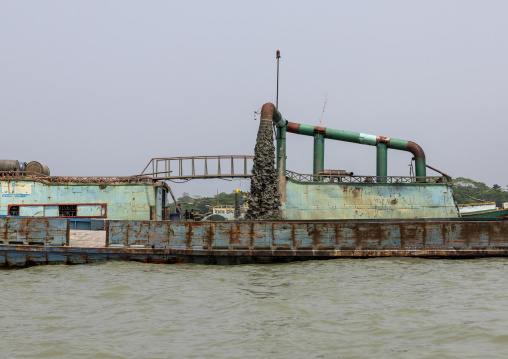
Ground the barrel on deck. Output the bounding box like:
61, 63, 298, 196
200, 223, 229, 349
25, 161, 50, 175
0, 160, 20, 172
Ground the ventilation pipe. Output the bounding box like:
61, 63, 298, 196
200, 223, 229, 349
261, 102, 427, 186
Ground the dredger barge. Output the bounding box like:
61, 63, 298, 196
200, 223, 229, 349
1, 103, 507, 267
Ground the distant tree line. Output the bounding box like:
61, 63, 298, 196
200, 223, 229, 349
452, 177, 508, 206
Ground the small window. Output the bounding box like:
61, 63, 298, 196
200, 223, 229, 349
9, 206, 19, 216
59, 205, 77, 217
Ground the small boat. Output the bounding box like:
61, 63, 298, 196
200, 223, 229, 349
461, 208, 508, 219
458, 202, 508, 219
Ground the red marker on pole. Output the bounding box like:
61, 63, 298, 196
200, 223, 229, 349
276, 50, 281, 109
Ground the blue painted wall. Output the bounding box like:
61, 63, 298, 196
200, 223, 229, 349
283, 178, 459, 220
0, 180, 166, 220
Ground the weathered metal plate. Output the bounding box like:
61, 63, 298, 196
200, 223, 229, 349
106, 219, 508, 252
1, 218, 508, 267
0, 217, 68, 246
284, 179, 459, 220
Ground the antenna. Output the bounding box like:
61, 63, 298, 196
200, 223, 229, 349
276, 50, 281, 109
319, 93, 327, 127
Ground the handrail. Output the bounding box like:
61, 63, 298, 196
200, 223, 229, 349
0, 171, 153, 184
141, 155, 254, 180
285, 170, 449, 184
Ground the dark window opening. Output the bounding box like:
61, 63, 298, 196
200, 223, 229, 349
9, 206, 19, 216
59, 205, 77, 217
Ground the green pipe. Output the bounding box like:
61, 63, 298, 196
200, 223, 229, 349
313, 133, 325, 180
376, 143, 387, 183
276, 125, 286, 175
265, 101, 428, 180
285, 120, 426, 178
415, 158, 426, 181
324, 128, 362, 144
295, 124, 315, 136
261, 103, 287, 196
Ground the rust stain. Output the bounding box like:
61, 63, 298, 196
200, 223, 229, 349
271, 223, 275, 247
306, 223, 320, 248
228, 224, 241, 245
314, 126, 326, 134
352, 187, 362, 198
422, 225, 427, 249
291, 223, 297, 248
376, 136, 391, 146
390, 199, 398, 205
287, 122, 301, 133
206, 223, 215, 248
184, 222, 193, 248
333, 222, 341, 246
249, 222, 255, 248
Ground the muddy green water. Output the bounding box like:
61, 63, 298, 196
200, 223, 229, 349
1, 259, 508, 359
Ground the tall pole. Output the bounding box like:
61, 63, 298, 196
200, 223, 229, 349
276, 50, 281, 109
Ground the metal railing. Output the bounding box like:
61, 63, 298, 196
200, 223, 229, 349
285, 170, 449, 184
0, 168, 447, 185
0, 171, 153, 184
141, 155, 254, 180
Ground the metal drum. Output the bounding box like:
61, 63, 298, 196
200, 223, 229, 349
0, 160, 20, 171
25, 161, 50, 175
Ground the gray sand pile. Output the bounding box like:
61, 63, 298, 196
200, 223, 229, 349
245, 119, 282, 220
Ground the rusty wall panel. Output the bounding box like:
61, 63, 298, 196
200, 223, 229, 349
126, 221, 150, 246
169, 222, 194, 248
271, 222, 295, 249
103, 220, 508, 254
0, 217, 68, 245
108, 221, 129, 246
214, 222, 253, 249
148, 221, 170, 248
284, 179, 459, 220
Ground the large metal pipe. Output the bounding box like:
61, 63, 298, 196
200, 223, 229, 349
313, 131, 325, 181
285, 120, 427, 178
260, 103, 287, 201
262, 101, 427, 183
376, 143, 388, 182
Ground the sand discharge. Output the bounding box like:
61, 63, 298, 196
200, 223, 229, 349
245, 119, 282, 220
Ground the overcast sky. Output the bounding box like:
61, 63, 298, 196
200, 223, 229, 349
1, 1, 507, 198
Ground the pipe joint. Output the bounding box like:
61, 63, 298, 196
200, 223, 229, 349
376, 136, 391, 146
261, 102, 286, 127
359, 133, 377, 146
406, 141, 426, 161
314, 126, 326, 135
287, 122, 300, 133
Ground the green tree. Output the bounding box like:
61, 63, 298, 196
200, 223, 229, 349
168, 191, 240, 215
452, 177, 508, 206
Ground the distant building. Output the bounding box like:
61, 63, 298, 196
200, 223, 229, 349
212, 204, 248, 220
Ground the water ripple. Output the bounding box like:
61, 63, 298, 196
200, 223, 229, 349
2, 258, 508, 358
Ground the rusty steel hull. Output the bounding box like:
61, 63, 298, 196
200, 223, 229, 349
3, 245, 508, 267
1, 217, 508, 267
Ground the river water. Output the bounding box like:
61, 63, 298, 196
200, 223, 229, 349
1, 258, 508, 359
